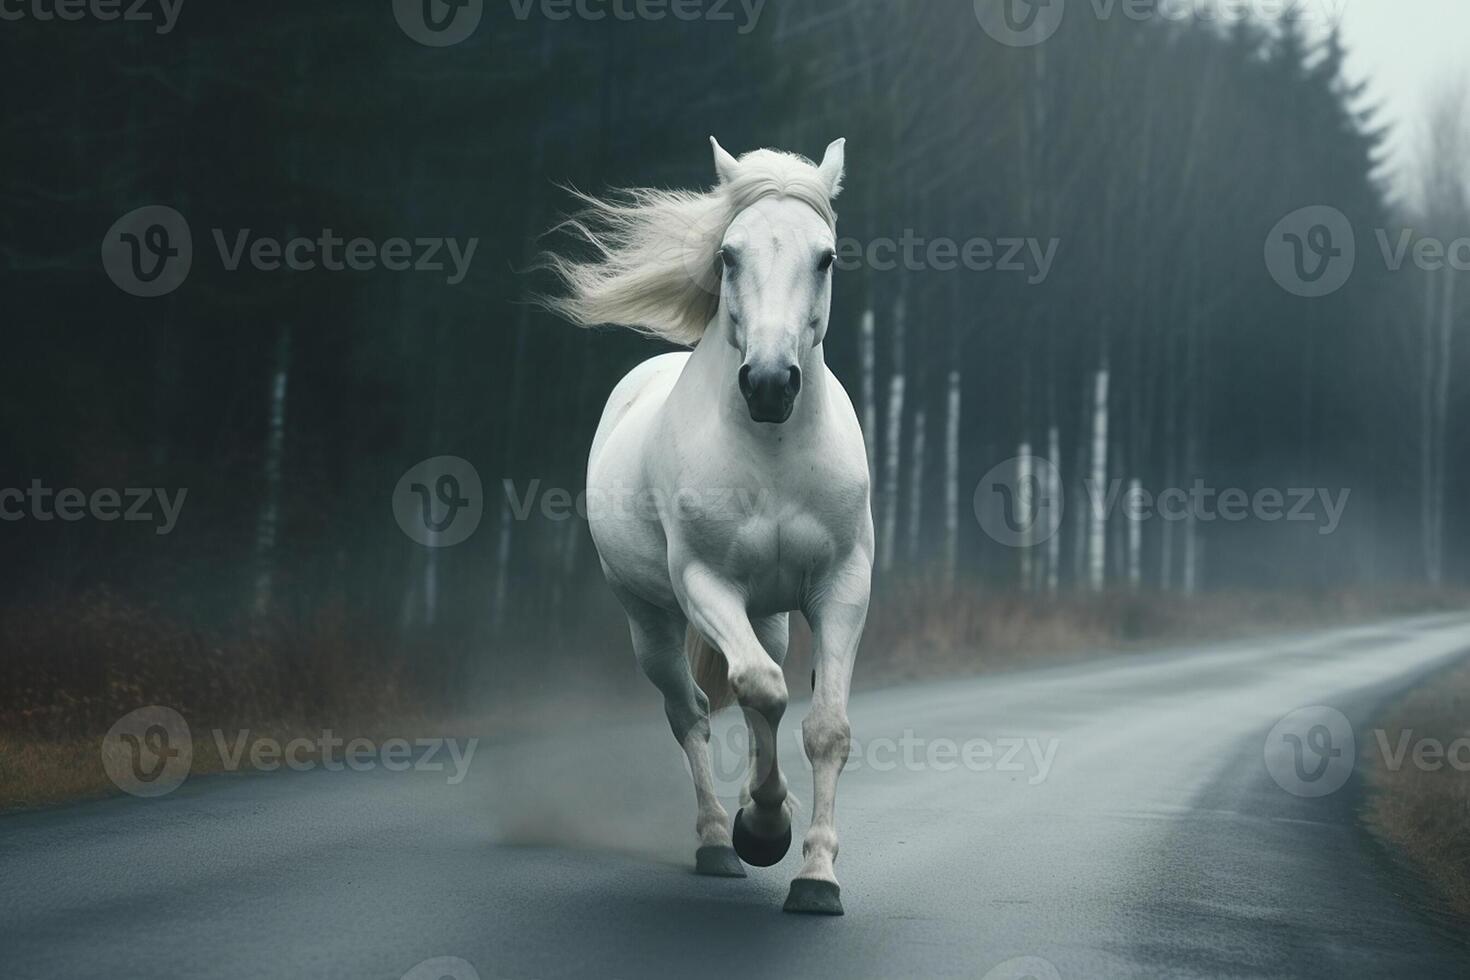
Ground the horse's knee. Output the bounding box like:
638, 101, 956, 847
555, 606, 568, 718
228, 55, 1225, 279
803, 710, 851, 766
665, 697, 709, 745
729, 660, 787, 718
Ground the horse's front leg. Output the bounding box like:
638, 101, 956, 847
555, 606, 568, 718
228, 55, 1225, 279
679, 565, 793, 868
787, 557, 871, 915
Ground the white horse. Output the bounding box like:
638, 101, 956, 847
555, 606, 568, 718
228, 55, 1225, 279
546, 138, 873, 915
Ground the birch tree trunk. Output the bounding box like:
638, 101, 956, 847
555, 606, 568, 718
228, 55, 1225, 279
1018, 444, 1034, 589
860, 308, 877, 480
252, 326, 291, 615
905, 408, 927, 564
1182, 512, 1199, 597
1159, 333, 1178, 591
1088, 366, 1110, 592
1127, 477, 1142, 591
1046, 424, 1061, 595
943, 370, 961, 590
491, 492, 514, 634
878, 373, 906, 573
1429, 268, 1456, 585
1419, 266, 1439, 584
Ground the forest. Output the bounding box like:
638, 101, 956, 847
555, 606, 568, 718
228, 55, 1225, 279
2, 2, 1466, 731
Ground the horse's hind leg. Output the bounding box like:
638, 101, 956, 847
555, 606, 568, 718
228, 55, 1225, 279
612, 585, 742, 878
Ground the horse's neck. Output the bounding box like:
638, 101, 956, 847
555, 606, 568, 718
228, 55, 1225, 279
680, 314, 828, 439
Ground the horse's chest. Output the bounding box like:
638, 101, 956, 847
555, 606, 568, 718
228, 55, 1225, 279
685, 490, 840, 600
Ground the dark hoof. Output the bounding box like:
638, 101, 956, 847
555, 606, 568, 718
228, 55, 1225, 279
731, 807, 791, 868
695, 845, 746, 878
784, 877, 843, 915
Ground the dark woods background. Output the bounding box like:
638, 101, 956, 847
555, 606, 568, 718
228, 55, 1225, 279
2, 2, 1464, 734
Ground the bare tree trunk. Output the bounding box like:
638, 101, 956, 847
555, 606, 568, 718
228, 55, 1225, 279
1419, 267, 1439, 584
1088, 365, 1110, 592
1110, 441, 1127, 583
1159, 332, 1178, 590
491, 492, 514, 633
423, 551, 439, 627
1429, 269, 1456, 585
860, 308, 877, 479
1046, 424, 1061, 595
879, 373, 906, 573
1018, 444, 1034, 589
943, 370, 961, 590
905, 408, 927, 564
253, 326, 291, 615
1127, 477, 1142, 591
1182, 301, 1203, 596
1182, 512, 1199, 597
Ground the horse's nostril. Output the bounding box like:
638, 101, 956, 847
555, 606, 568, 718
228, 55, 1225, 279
786, 365, 802, 396
738, 364, 754, 400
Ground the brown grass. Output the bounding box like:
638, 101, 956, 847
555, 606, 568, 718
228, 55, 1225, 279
1362, 658, 1470, 923
0, 735, 109, 810
856, 579, 1470, 686
3, 582, 1466, 812
0, 727, 447, 811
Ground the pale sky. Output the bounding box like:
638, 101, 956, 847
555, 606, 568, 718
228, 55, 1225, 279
1326, 0, 1470, 200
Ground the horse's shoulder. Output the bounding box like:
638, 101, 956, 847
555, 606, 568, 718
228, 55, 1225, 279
591, 352, 690, 465
818, 367, 869, 468
611, 351, 690, 399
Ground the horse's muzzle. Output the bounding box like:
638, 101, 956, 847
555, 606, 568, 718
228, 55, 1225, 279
739, 363, 801, 424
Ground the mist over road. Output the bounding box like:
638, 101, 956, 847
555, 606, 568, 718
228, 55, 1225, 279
5, 616, 1470, 979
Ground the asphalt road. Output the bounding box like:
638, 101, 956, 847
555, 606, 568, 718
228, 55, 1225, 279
5, 615, 1470, 979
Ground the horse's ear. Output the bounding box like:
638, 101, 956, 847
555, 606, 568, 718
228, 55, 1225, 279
817, 138, 846, 199
710, 136, 740, 186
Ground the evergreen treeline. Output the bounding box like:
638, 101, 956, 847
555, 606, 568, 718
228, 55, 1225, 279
1, 3, 1461, 704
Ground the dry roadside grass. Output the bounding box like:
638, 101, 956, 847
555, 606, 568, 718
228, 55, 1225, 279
1362, 658, 1470, 923
0, 718, 483, 811
855, 581, 1470, 686
0, 733, 236, 810
0, 735, 109, 810
4, 583, 1466, 813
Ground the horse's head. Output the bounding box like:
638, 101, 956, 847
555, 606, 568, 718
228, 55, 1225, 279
711, 137, 845, 424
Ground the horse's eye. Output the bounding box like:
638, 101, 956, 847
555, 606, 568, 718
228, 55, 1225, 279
818, 250, 835, 272
719, 249, 736, 270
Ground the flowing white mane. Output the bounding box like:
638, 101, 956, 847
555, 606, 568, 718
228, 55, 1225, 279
542, 144, 842, 347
